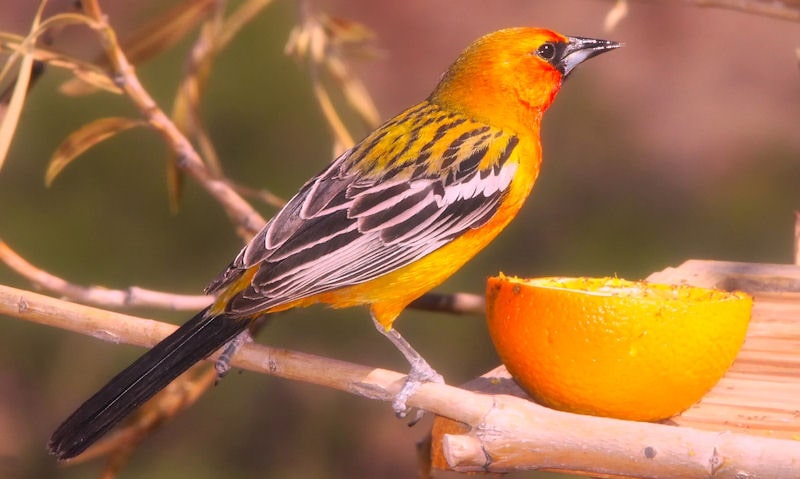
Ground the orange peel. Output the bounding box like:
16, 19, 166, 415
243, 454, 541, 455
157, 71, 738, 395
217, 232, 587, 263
485, 275, 753, 421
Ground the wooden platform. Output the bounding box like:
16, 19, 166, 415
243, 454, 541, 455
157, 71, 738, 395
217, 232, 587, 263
435, 260, 800, 446
649, 260, 800, 439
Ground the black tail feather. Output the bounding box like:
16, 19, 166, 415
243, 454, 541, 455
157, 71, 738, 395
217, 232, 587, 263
48, 306, 250, 460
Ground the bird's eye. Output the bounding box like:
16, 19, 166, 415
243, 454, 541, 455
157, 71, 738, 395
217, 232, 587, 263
535, 43, 557, 61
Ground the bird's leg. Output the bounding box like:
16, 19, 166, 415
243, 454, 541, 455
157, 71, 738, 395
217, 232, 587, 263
215, 330, 254, 379
371, 314, 444, 418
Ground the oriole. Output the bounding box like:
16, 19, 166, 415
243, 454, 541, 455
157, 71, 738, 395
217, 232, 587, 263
49, 27, 619, 460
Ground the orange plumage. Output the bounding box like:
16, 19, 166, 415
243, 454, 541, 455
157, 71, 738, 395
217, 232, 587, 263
49, 27, 619, 460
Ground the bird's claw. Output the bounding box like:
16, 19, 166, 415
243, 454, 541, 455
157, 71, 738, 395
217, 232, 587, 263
215, 331, 253, 380
392, 358, 445, 423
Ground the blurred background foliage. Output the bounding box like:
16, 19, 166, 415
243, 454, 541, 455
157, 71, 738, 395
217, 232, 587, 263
0, 0, 798, 478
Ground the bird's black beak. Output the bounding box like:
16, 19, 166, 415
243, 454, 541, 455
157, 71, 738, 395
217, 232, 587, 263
558, 36, 621, 77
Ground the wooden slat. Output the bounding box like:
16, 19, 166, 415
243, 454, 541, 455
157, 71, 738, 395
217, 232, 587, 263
652, 261, 800, 438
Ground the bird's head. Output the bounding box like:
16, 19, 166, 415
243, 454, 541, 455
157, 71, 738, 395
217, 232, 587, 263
430, 27, 620, 132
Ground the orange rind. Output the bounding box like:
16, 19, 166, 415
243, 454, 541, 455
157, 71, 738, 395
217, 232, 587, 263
486, 275, 753, 421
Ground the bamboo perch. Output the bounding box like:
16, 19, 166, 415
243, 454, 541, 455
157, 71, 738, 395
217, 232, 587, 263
437, 392, 800, 477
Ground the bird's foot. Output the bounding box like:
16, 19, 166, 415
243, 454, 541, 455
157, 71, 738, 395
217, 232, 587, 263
393, 357, 445, 423
370, 313, 444, 423
215, 330, 253, 380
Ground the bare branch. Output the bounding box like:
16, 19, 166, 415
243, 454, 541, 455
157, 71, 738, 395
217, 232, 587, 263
0, 34, 121, 94
0, 240, 211, 311
408, 292, 484, 316
439, 392, 800, 477
227, 179, 287, 209
623, 0, 800, 22
4, 284, 800, 477
217, 0, 278, 52
167, 0, 283, 213
79, 3, 266, 238
688, 0, 800, 22
794, 211, 799, 265
60, 0, 218, 96
0, 237, 476, 316
165, 2, 227, 211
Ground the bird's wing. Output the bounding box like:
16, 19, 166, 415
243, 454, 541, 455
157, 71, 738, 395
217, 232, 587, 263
206, 102, 520, 317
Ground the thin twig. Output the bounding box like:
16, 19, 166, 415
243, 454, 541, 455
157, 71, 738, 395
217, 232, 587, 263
409, 292, 484, 316
81, 0, 266, 238
216, 0, 277, 53
59, 0, 218, 96
0, 34, 121, 94
690, 0, 800, 21
623, 0, 800, 22
794, 211, 799, 265
167, 0, 285, 212
227, 179, 287, 208
173, 1, 226, 177
0, 239, 211, 310
0, 237, 477, 316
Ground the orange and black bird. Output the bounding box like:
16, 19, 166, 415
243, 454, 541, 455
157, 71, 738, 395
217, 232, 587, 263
49, 27, 619, 460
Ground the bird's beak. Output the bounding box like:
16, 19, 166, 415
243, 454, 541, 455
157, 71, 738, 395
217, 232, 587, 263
558, 36, 621, 77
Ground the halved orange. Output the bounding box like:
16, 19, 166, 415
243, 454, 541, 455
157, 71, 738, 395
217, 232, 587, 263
485, 275, 752, 421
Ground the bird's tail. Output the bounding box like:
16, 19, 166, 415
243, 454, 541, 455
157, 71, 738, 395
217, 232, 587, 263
48, 306, 250, 460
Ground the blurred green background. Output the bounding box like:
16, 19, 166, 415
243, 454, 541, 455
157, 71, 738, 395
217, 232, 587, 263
1, 1, 798, 478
